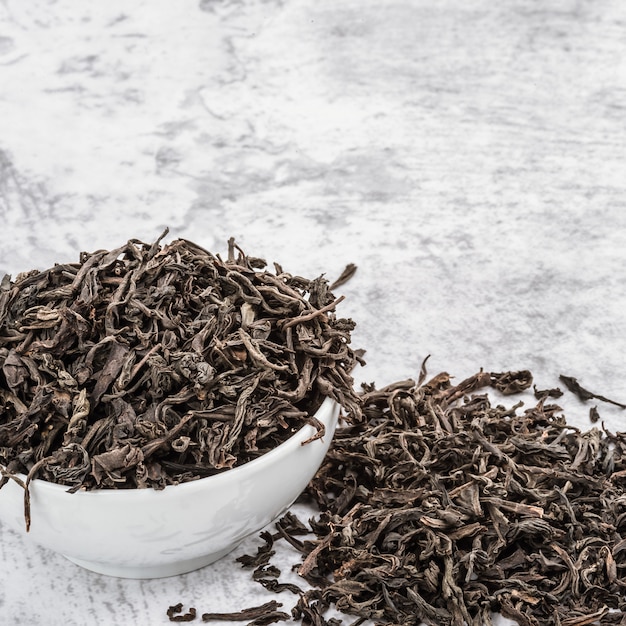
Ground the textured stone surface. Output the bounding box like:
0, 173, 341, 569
1, 1, 626, 624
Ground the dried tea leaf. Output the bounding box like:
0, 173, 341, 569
329, 264, 357, 291
201, 600, 289, 626
167, 603, 197, 622
0, 233, 363, 509
236, 369, 626, 626
559, 375, 626, 409
0, 234, 367, 534
533, 384, 563, 400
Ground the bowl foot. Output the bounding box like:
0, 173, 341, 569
63, 546, 237, 579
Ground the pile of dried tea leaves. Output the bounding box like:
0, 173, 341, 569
0, 232, 362, 502
220, 368, 626, 626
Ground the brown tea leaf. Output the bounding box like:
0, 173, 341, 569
560, 375, 626, 409
201, 600, 289, 625
0, 234, 363, 508
167, 603, 197, 622
237, 369, 626, 626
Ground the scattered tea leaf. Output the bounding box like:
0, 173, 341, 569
559, 375, 626, 409
168, 603, 197, 622
238, 369, 626, 626
201, 600, 289, 626
533, 384, 563, 400
329, 264, 357, 291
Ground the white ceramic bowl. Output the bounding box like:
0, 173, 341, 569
0, 397, 339, 579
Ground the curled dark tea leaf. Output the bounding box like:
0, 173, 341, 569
201, 600, 289, 626
238, 368, 626, 626
559, 375, 626, 409
329, 264, 357, 291
490, 369, 533, 395
168, 603, 197, 622
533, 384, 563, 400
0, 233, 363, 525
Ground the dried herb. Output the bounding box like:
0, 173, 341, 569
201, 600, 289, 625
329, 264, 357, 291
489, 370, 532, 395
589, 406, 601, 423
168, 600, 292, 625
237, 368, 626, 626
168, 603, 197, 622
532, 384, 563, 400
0, 232, 362, 526
292, 591, 342, 626
257, 579, 304, 596
559, 374, 626, 409
236, 530, 276, 570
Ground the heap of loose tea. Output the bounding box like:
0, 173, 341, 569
223, 368, 626, 626
0, 232, 362, 499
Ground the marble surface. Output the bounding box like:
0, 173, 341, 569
1, 0, 626, 624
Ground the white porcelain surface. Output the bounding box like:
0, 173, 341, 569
0, 398, 339, 579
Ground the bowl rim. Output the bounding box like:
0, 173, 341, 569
0, 396, 339, 498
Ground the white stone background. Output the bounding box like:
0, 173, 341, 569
1, 0, 625, 624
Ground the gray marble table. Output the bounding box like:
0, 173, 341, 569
1, 1, 626, 624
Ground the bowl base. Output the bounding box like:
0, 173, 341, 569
63, 545, 237, 579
